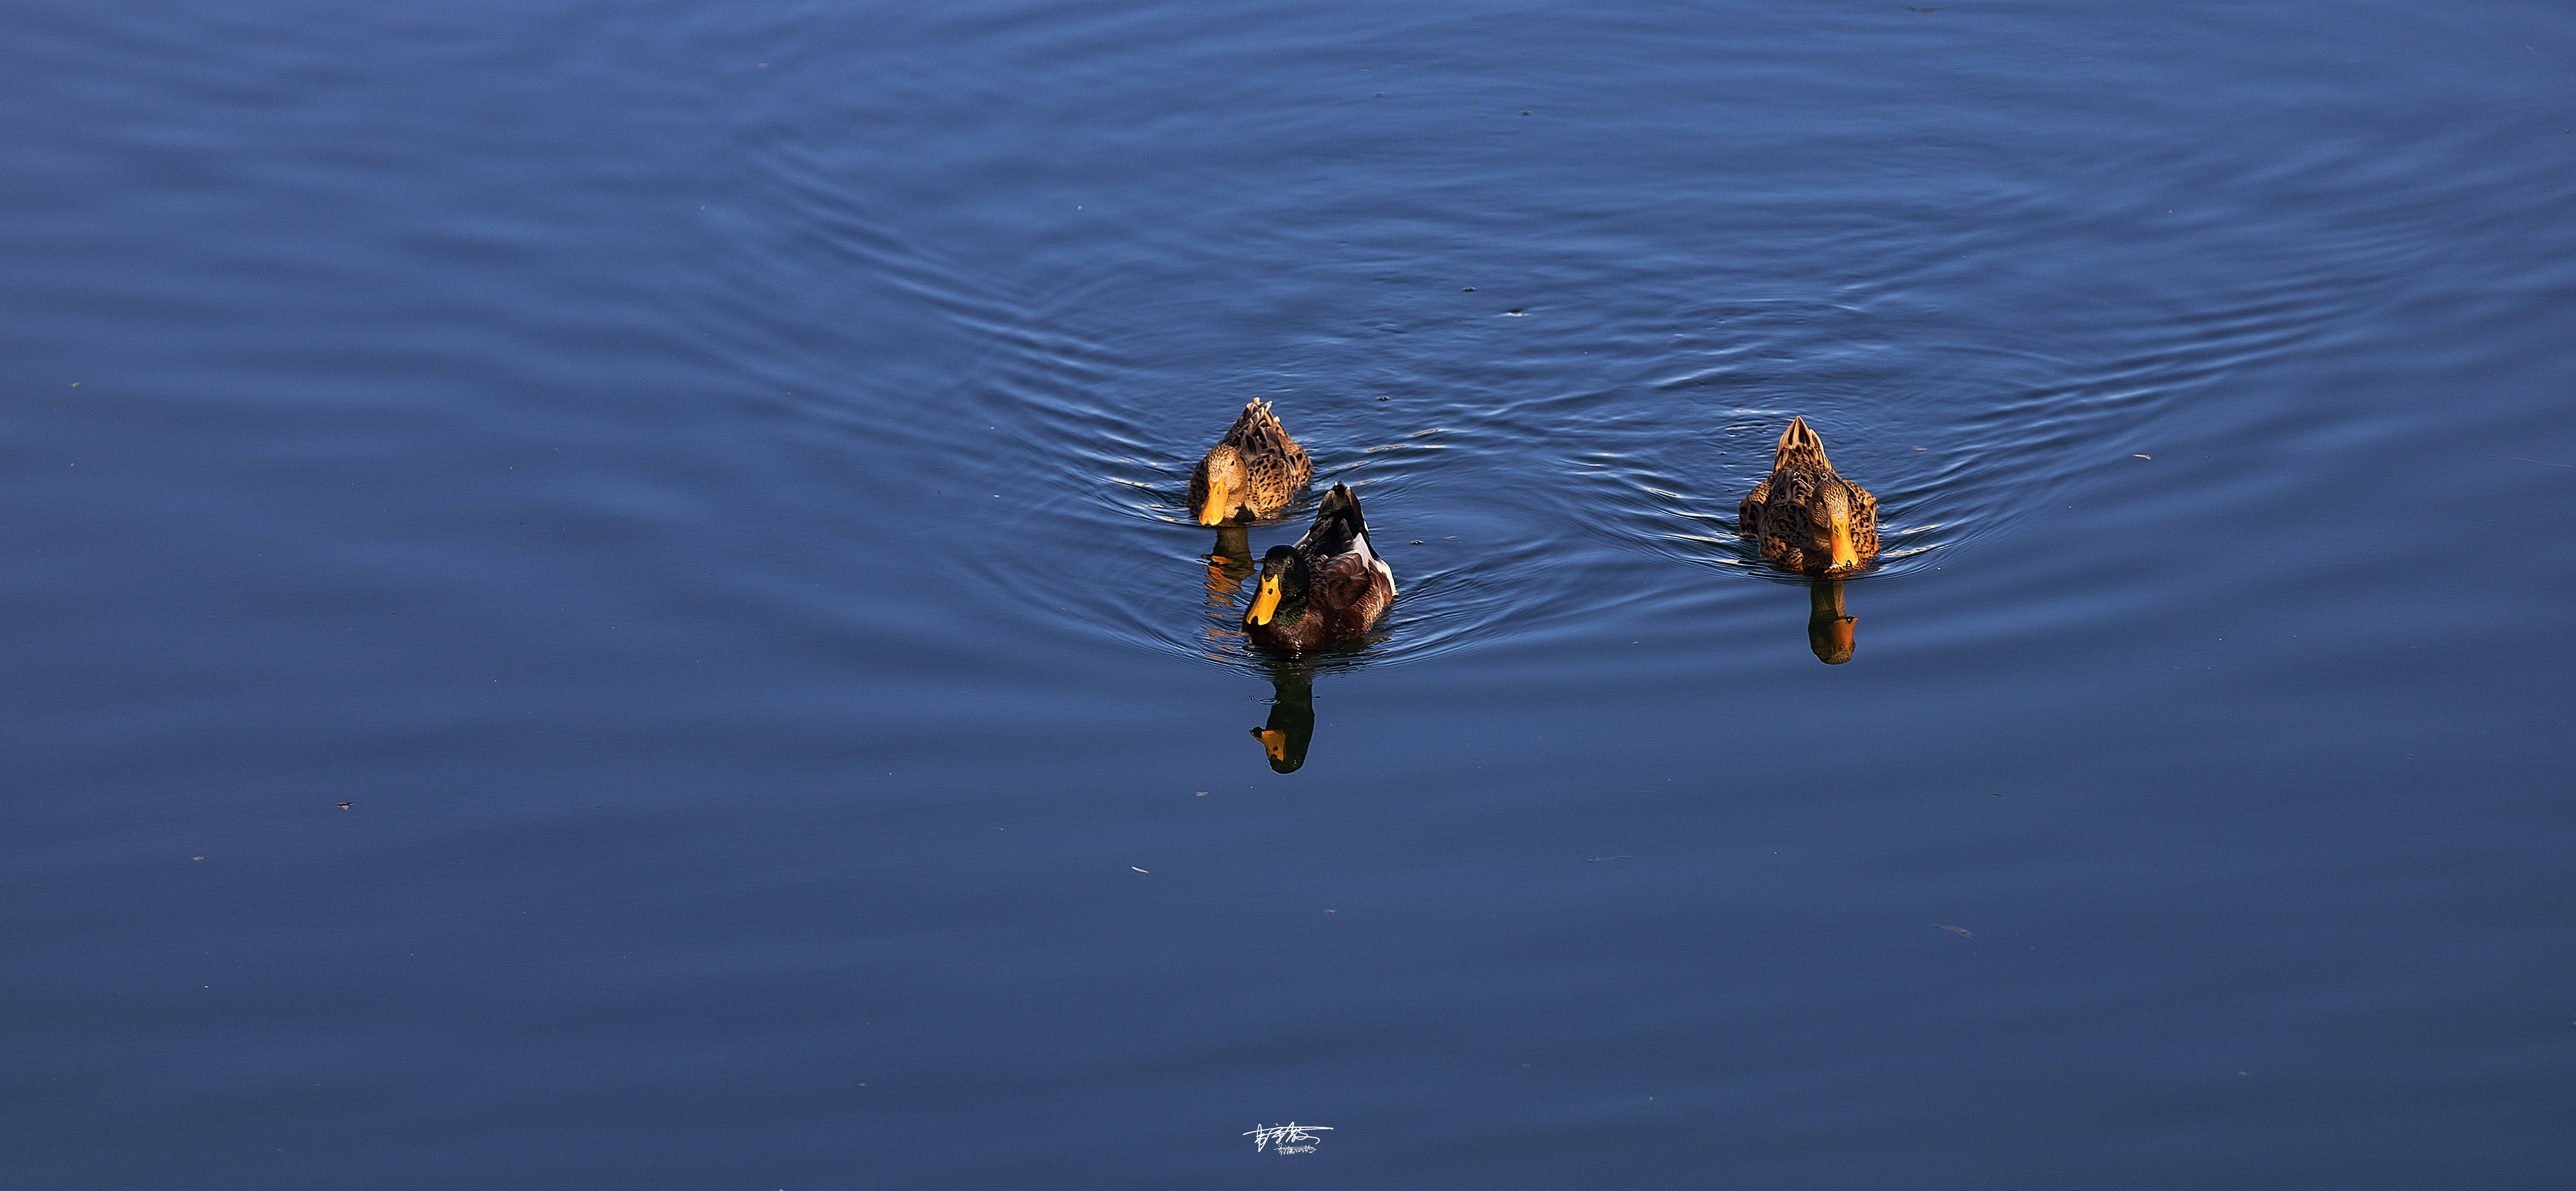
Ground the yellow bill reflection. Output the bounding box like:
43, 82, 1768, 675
1807, 579, 1857, 665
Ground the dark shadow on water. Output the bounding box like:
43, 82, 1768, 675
1807, 579, 1857, 666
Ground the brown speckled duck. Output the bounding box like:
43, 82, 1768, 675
1739, 416, 1880, 575
1188, 400, 1312, 525
1243, 483, 1395, 652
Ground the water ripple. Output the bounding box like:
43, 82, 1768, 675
690, 0, 2548, 676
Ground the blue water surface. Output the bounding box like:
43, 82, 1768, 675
6, 1, 2573, 1187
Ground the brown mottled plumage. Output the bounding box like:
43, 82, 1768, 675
1739, 417, 1880, 575
1242, 484, 1395, 652
1188, 400, 1312, 525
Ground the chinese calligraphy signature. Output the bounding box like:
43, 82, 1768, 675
1244, 1122, 1334, 1154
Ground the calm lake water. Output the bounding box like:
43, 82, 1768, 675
8, 1, 2573, 1186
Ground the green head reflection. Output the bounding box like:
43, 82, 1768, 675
1249, 663, 1316, 773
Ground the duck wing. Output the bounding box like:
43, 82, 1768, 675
1299, 484, 1394, 627
1739, 474, 1773, 535
1312, 548, 1393, 632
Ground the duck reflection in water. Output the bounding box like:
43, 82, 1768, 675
1248, 657, 1317, 773
1209, 483, 1397, 773
1807, 579, 1857, 665
1203, 524, 1255, 614
1203, 528, 1316, 772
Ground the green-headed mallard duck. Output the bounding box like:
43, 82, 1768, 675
1739, 416, 1880, 575
1189, 399, 1312, 525
1243, 483, 1395, 651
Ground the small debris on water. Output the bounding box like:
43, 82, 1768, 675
1462, 287, 1474, 292
2132, 454, 2152, 459
1936, 923, 1973, 938
1411, 540, 1423, 545
1586, 855, 1632, 862
1131, 866, 1149, 873
336, 803, 351, 809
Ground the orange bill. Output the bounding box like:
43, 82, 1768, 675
1246, 574, 1282, 625
1830, 519, 1859, 570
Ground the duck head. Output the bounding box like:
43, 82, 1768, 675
1244, 545, 1307, 629
1196, 445, 1250, 525
1809, 483, 1863, 572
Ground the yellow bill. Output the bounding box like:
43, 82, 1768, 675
1247, 573, 1282, 625
1197, 479, 1231, 525
1830, 519, 1858, 570
1251, 727, 1289, 762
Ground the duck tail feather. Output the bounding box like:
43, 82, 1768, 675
1309, 483, 1371, 553
1773, 416, 1833, 470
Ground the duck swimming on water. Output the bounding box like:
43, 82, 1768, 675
1243, 483, 1395, 652
1188, 400, 1311, 525
1739, 416, 1880, 576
